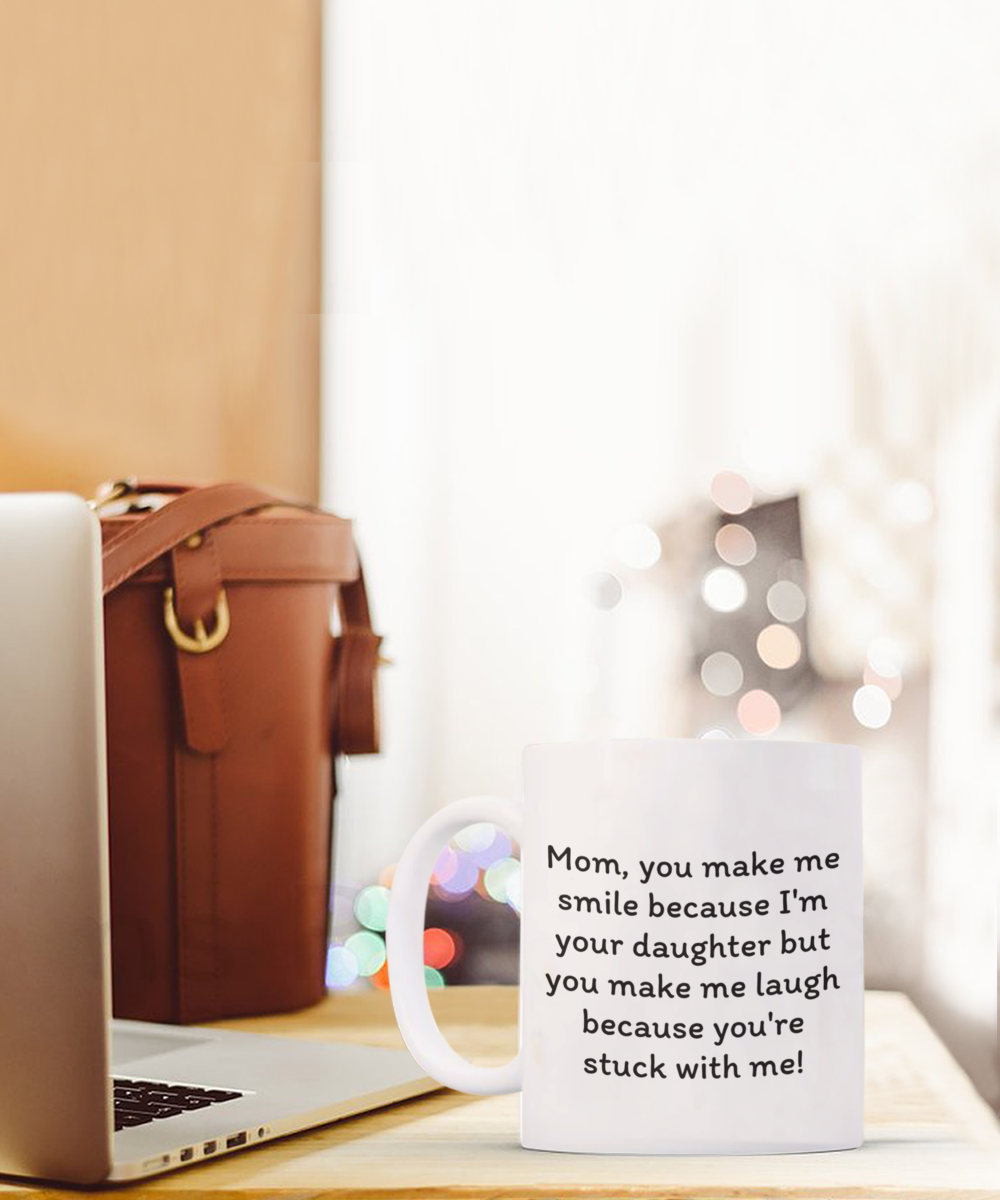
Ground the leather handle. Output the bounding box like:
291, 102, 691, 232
331, 568, 382, 755
101, 482, 304, 596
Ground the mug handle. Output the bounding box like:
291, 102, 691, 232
386, 794, 524, 1094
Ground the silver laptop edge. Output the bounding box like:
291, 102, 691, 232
0, 494, 433, 1185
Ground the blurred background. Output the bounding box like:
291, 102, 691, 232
0, 0, 996, 1111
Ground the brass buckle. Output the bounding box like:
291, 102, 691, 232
88, 477, 139, 511
163, 586, 230, 654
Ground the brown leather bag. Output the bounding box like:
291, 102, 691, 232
97, 480, 381, 1023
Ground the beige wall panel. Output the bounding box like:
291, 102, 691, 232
0, 0, 321, 500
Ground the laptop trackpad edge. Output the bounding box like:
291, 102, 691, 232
110, 1024, 213, 1068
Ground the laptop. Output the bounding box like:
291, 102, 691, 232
0, 492, 434, 1184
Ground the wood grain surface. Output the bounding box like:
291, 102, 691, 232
3, 987, 998, 1198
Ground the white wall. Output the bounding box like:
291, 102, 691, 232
323, 0, 1000, 892
924, 398, 1000, 1105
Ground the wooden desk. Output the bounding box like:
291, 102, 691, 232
5, 988, 999, 1198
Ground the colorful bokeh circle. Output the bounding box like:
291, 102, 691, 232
326, 944, 359, 989
354, 884, 391, 932
423, 927, 457, 969
424, 966, 446, 989
345, 930, 387, 977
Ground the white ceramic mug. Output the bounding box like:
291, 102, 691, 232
387, 739, 863, 1154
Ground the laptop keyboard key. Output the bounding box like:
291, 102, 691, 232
111, 1076, 245, 1132
114, 1112, 155, 1129
119, 1102, 185, 1117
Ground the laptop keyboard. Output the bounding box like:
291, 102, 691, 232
113, 1077, 244, 1132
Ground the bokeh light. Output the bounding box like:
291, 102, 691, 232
326, 944, 359, 989
436, 853, 479, 897
866, 636, 904, 678
737, 689, 782, 735
354, 884, 390, 932
709, 470, 753, 515
455, 823, 496, 852
700, 728, 732, 740
504, 867, 522, 912
863, 664, 903, 700
586, 571, 623, 610
431, 845, 459, 885
338, 822, 526, 992
766, 580, 807, 623
700, 650, 744, 696
378, 863, 398, 888
468, 828, 513, 870
345, 930, 387, 977
715, 523, 757, 566
853, 684, 892, 729
614, 523, 662, 570
756, 624, 802, 669
423, 927, 457, 969
484, 857, 521, 905
701, 567, 748, 613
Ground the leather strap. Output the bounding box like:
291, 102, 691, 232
102, 482, 299, 596
331, 569, 382, 756
170, 530, 230, 754
100, 515, 358, 585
